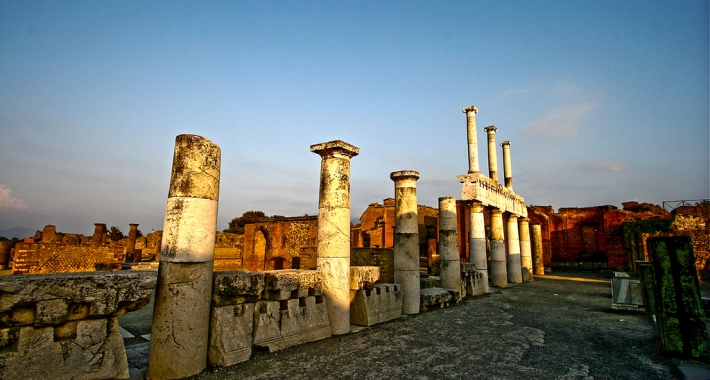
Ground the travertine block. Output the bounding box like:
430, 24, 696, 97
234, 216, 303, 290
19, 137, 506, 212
420, 288, 453, 311
350, 266, 380, 290
252, 296, 331, 352
208, 303, 254, 367
212, 271, 265, 306
350, 284, 402, 326
262, 269, 322, 300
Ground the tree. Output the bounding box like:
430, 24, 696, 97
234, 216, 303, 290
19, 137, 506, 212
224, 211, 268, 234
107, 226, 125, 242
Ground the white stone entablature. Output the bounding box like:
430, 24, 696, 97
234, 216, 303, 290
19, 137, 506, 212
457, 172, 527, 217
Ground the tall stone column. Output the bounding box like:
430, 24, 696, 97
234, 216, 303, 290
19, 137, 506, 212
93, 223, 106, 246
147, 134, 220, 380
531, 222, 545, 275
469, 201, 489, 293
463, 106, 480, 173
391, 170, 421, 314
519, 218, 533, 282
438, 197, 461, 291
310, 140, 359, 335
484, 126, 499, 182
501, 141, 513, 190
489, 209, 507, 288
126, 223, 139, 263
506, 214, 523, 283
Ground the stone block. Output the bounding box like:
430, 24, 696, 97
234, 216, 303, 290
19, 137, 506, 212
262, 269, 323, 300
252, 296, 331, 352
212, 270, 265, 306
350, 266, 380, 290
463, 270, 487, 296
420, 288, 452, 311
420, 275, 441, 289
460, 262, 476, 274
0, 318, 128, 380
350, 284, 402, 326
208, 303, 254, 367
444, 287, 463, 303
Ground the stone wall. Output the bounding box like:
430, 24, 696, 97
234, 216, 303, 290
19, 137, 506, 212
351, 248, 394, 283
12, 243, 124, 274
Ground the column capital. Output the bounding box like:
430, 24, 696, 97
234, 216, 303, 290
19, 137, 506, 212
484, 125, 497, 133
129, 223, 139, 227
490, 208, 504, 215
390, 170, 420, 181
462, 105, 478, 114
500, 140, 511, 147
310, 140, 360, 158
94, 223, 106, 227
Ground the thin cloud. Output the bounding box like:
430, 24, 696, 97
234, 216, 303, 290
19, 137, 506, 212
0, 184, 29, 211
521, 102, 598, 141
572, 161, 630, 172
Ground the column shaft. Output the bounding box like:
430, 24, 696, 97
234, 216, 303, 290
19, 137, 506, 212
489, 210, 507, 288
391, 171, 421, 314
311, 140, 359, 335
147, 134, 220, 380
506, 215, 522, 283
519, 218, 532, 282
438, 197, 461, 291
501, 141, 513, 190
484, 126, 498, 182
469, 201, 489, 293
531, 223, 545, 275
126, 223, 139, 262
463, 106, 480, 173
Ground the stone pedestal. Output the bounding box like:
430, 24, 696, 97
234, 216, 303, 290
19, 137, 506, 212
391, 170, 421, 314
531, 223, 545, 275
469, 201, 489, 293
311, 140, 359, 336
506, 215, 522, 283
519, 218, 533, 281
438, 197, 461, 292
490, 209, 507, 288
463, 105, 480, 173
147, 134, 221, 380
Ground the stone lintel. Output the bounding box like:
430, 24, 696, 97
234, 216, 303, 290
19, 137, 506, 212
484, 125, 497, 133
462, 105, 478, 114
457, 172, 527, 217
310, 140, 360, 158
390, 170, 420, 181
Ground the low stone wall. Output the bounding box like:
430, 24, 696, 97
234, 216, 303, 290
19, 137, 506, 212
0, 271, 156, 380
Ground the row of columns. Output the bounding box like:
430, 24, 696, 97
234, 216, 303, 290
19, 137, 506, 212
464, 106, 514, 189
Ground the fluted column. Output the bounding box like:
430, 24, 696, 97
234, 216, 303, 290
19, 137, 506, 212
531, 222, 545, 275
469, 201, 489, 293
519, 218, 533, 281
147, 134, 220, 380
506, 214, 522, 283
311, 140, 359, 335
489, 209, 507, 288
501, 141, 513, 190
438, 197, 461, 291
391, 170, 420, 314
463, 106, 480, 173
484, 126, 499, 182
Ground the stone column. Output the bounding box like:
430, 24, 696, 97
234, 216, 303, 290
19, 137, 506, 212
93, 223, 106, 246
506, 214, 523, 283
519, 218, 533, 282
126, 223, 139, 263
463, 106, 480, 173
484, 126, 499, 182
469, 201, 489, 293
531, 222, 545, 275
501, 141, 513, 190
489, 209, 507, 288
310, 140, 359, 336
438, 197, 461, 291
391, 170, 420, 314
147, 134, 220, 380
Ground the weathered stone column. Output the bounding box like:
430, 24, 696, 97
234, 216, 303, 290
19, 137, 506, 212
93, 223, 106, 246
310, 140, 359, 335
438, 197, 461, 291
531, 222, 545, 275
463, 106, 480, 173
484, 126, 499, 182
489, 209, 507, 288
391, 170, 420, 314
469, 201, 489, 293
126, 223, 139, 263
501, 141, 513, 190
519, 217, 533, 281
147, 134, 220, 380
506, 214, 523, 283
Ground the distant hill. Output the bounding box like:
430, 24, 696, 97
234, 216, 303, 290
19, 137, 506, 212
0, 227, 36, 240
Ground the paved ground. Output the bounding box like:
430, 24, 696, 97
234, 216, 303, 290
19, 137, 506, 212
118, 270, 710, 379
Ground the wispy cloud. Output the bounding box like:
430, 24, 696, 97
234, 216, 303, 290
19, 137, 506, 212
521, 102, 598, 141
572, 161, 630, 172
0, 184, 29, 211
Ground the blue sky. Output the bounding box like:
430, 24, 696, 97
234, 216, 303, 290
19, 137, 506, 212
1, 1, 708, 236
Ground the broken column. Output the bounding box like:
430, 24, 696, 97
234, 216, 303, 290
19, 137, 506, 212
519, 217, 533, 281
490, 209, 507, 288
501, 141, 513, 190
93, 223, 106, 246
463, 106, 480, 173
506, 214, 523, 283
484, 126, 499, 181
147, 134, 221, 380
310, 140, 359, 335
438, 197, 461, 292
531, 222, 545, 275
126, 223, 139, 263
391, 170, 421, 314
469, 201, 489, 293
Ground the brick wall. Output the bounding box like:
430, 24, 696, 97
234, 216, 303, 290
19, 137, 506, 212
12, 243, 124, 274
351, 248, 394, 283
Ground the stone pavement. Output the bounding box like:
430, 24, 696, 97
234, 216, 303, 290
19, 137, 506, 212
118, 271, 708, 379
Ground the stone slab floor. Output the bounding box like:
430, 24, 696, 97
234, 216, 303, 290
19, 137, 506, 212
119, 271, 702, 380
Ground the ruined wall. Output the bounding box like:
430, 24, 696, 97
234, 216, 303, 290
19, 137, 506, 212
241, 216, 318, 272
12, 243, 124, 274
351, 248, 394, 283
